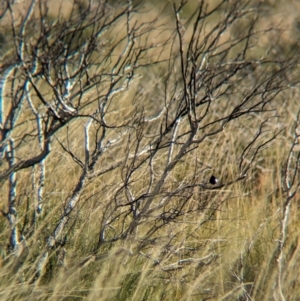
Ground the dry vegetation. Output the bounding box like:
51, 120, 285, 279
1, 0, 300, 300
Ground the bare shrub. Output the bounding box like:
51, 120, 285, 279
0, 0, 299, 299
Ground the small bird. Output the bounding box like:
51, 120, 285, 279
209, 175, 218, 185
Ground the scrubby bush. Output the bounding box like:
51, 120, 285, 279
0, 0, 300, 300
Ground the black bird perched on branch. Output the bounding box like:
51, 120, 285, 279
209, 175, 218, 185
